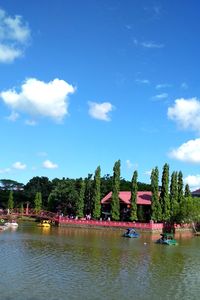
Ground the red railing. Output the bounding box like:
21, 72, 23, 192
57, 216, 164, 230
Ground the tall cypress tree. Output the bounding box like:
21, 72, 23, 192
151, 167, 162, 222
184, 183, 191, 198
178, 171, 184, 203
8, 190, 14, 211
34, 192, 42, 213
159, 163, 170, 221
170, 171, 178, 221
111, 160, 121, 221
130, 170, 138, 221
93, 166, 101, 219
76, 179, 85, 218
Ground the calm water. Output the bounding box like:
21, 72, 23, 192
0, 223, 200, 300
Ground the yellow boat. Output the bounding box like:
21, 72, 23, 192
37, 220, 51, 227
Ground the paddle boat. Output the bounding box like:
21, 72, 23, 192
123, 228, 139, 238
4, 220, 19, 228
37, 220, 51, 228
156, 233, 178, 245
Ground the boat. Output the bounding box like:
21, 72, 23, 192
4, 221, 19, 228
37, 220, 51, 227
156, 233, 178, 245
123, 228, 139, 238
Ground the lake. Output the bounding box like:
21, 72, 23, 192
0, 222, 200, 300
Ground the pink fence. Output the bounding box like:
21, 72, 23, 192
57, 217, 163, 231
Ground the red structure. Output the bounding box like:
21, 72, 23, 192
101, 191, 152, 205
101, 191, 152, 221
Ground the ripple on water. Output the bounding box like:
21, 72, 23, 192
0, 226, 200, 300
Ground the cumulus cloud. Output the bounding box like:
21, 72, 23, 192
88, 101, 114, 121
12, 161, 26, 170
168, 98, 200, 132
169, 138, 200, 163
0, 78, 75, 122
43, 160, 58, 169
0, 8, 30, 63
184, 175, 200, 191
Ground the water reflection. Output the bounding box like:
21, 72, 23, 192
0, 223, 200, 300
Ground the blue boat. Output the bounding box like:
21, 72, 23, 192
123, 228, 139, 238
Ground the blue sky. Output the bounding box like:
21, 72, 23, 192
0, 0, 200, 190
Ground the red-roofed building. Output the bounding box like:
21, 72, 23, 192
191, 189, 200, 197
101, 191, 152, 221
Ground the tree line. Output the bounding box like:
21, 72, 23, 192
0, 161, 200, 224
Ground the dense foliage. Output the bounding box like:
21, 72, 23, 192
0, 162, 200, 224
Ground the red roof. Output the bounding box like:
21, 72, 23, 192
192, 189, 200, 195
101, 191, 152, 205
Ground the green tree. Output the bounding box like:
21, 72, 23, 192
151, 167, 162, 221
8, 190, 14, 211
184, 183, 191, 197
24, 176, 52, 208
84, 174, 93, 214
93, 166, 101, 219
76, 180, 85, 218
130, 170, 138, 221
159, 163, 170, 221
178, 171, 184, 203
170, 171, 179, 221
111, 160, 121, 221
20, 202, 24, 215
34, 192, 42, 213
48, 179, 78, 215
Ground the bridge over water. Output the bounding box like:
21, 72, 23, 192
0, 209, 59, 223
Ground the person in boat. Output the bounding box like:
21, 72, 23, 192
126, 228, 136, 234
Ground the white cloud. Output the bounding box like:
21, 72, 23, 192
141, 41, 164, 48
88, 101, 114, 121
135, 79, 150, 85
184, 175, 200, 191
156, 83, 171, 89
6, 111, 19, 121
43, 160, 58, 169
0, 78, 76, 122
153, 93, 168, 100
169, 138, 200, 163
0, 8, 30, 63
12, 161, 26, 170
126, 160, 133, 169
0, 44, 22, 63
168, 98, 200, 132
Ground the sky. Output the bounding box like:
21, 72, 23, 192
0, 0, 200, 190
